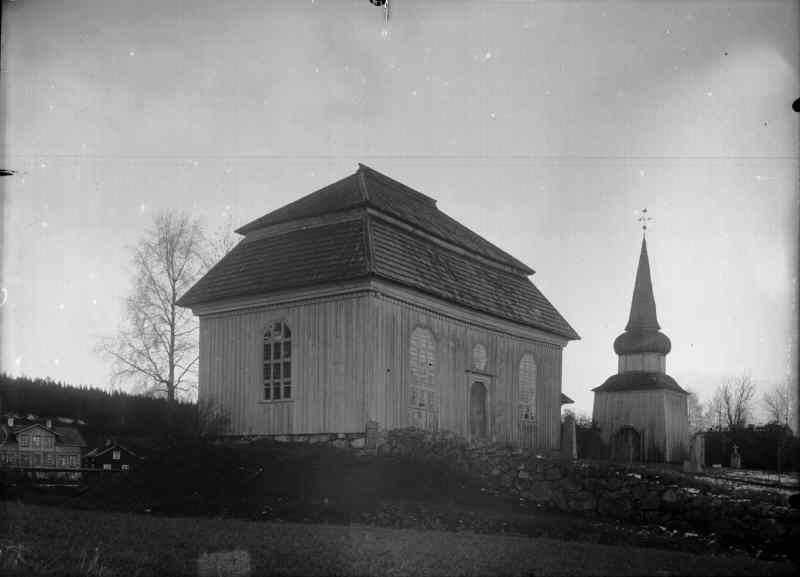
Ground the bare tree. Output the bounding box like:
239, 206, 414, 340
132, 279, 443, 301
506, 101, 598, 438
707, 389, 726, 431
685, 388, 710, 433
763, 383, 795, 430
100, 211, 208, 402
714, 374, 757, 430
202, 212, 239, 272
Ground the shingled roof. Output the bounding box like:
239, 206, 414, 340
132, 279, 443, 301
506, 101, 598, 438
179, 165, 579, 340
614, 235, 671, 355
235, 164, 532, 273
593, 371, 688, 395
0, 418, 86, 448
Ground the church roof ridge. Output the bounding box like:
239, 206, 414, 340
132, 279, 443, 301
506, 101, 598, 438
236, 164, 532, 274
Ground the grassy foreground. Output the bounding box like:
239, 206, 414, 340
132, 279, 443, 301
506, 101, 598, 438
1, 502, 796, 577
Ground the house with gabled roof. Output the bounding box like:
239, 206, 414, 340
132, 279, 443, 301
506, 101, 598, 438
0, 415, 86, 477
85, 440, 140, 472
179, 164, 579, 448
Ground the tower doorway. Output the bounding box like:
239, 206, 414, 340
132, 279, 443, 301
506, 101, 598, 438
610, 425, 641, 463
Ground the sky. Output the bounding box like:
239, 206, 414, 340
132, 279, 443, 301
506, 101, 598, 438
1, 0, 798, 419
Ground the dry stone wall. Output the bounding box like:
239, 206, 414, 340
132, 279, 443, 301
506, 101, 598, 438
375, 428, 799, 548
262, 432, 367, 450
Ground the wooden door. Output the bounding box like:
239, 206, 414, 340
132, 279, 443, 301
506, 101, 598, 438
611, 426, 641, 462
470, 381, 487, 439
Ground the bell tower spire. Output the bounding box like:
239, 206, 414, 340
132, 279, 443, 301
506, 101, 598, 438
613, 210, 671, 362
625, 236, 660, 332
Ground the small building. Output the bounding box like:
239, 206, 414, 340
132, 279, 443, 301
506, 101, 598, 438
179, 164, 579, 448
592, 234, 689, 463
85, 440, 139, 471
0, 415, 86, 478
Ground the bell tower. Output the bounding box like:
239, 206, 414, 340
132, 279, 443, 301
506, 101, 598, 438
592, 211, 689, 463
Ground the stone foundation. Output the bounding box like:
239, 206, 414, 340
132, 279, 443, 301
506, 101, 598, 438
230, 432, 367, 450
372, 427, 799, 547
224, 425, 798, 547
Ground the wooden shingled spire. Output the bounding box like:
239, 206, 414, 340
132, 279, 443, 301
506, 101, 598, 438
624, 236, 661, 332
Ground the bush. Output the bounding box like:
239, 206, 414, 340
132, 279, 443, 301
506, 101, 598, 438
575, 422, 606, 460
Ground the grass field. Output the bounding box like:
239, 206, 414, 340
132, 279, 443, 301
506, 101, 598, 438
1, 502, 797, 577
5, 439, 797, 563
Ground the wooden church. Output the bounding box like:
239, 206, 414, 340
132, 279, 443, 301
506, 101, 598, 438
592, 232, 689, 463
179, 164, 579, 448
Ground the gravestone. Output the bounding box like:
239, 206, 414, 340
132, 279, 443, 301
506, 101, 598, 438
683, 433, 705, 473
560, 414, 577, 459
730, 444, 742, 469
197, 550, 251, 577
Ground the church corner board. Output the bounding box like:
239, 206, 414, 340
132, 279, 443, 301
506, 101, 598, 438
592, 230, 690, 463
178, 164, 579, 449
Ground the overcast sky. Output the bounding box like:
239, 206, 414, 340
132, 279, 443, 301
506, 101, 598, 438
1, 0, 798, 418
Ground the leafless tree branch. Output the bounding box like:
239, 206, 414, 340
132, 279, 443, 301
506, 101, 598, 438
98, 211, 210, 403
763, 383, 795, 430
713, 374, 756, 430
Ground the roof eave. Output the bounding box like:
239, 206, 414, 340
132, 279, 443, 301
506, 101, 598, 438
372, 273, 579, 341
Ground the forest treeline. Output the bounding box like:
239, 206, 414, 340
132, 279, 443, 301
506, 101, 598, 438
0, 373, 203, 446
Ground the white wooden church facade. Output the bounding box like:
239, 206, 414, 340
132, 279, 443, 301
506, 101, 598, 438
180, 165, 579, 449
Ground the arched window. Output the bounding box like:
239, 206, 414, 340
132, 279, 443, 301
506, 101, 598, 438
409, 327, 437, 430
518, 353, 537, 448
519, 353, 537, 420
263, 321, 292, 401
410, 327, 435, 384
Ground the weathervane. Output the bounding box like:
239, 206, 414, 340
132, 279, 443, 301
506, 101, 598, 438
370, 0, 390, 25
636, 208, 653, 234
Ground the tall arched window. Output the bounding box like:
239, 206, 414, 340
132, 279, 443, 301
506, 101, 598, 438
518, 353, 537, 447
519, 353, 537, 420
409, 327, 437, 430
263, 321, 292, 401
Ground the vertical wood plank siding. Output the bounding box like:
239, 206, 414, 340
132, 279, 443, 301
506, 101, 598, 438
199, 291, 566, 448
664, 391, 689, 461
592, 390, 689, 462
372, 295, 564, 449
199, 293, 375, 435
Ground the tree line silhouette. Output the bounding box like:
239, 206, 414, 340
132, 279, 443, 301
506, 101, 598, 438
0, 373, 201, 446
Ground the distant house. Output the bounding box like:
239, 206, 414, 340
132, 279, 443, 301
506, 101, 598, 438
85, 441, 139, 471
179, 164, 579, 448
0, 415, 86, 478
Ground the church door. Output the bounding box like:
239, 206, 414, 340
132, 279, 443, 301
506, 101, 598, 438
611, 426, 641, 462
470, 381, 487, 439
